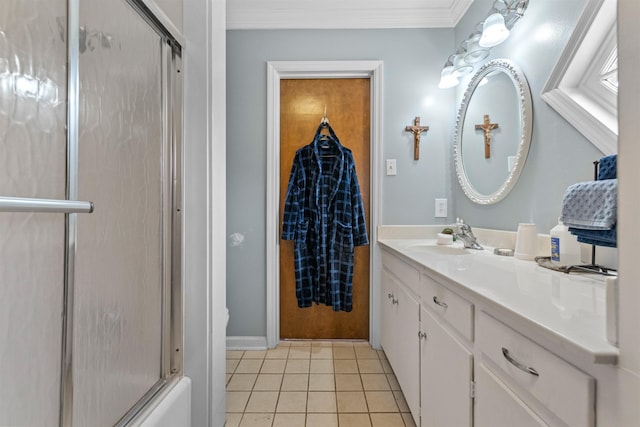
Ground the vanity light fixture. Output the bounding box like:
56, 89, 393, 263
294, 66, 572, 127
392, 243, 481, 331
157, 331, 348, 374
438, 0, 529, 89
438, 55, 459, 89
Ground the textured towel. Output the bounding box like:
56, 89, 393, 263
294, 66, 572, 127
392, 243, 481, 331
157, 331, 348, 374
560, 179, 617, 230
598, 155, 617, 181
569, 226, 617, 248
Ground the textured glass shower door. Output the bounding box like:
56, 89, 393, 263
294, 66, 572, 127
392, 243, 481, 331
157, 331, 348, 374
0, 0, 69, 425
72, 0, 173, 425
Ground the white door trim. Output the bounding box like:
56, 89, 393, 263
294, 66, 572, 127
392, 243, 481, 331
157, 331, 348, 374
266, 60, 384, 349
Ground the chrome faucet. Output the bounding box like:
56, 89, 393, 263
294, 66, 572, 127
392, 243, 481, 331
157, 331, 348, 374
454, 219, 484, 250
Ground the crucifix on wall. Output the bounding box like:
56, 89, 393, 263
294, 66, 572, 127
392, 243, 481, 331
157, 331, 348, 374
475, 114, 499, 159
404, 116, 430, 160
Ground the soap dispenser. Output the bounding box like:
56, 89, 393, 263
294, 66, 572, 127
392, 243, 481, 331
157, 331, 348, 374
550, 218, 581, 265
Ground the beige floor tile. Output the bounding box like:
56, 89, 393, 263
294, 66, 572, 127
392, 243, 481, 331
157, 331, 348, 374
227, 350, 245, 359
265, 347, 289, 359
386, 374, 401, 391
309, 374, 335, 391
393, 390, 410, 413
277, 341, 292, 347
310, 359, 334, 374
381, 358, 394, 374
226, 374, 232, 385
260, 359, 287, 374
245, 391, 279, 413
306, 413, 338, 427
239, 413, 275, 427
285, 359, 310, 374
335, 374, 363, 391
311, 340, 334, 347
276, 391, 307, 413
358, 359, 384, 374
288, 347, 311, 359
339, 413, 373, 427
355, 347, 380, 360
337, 391, 369, 413
353, 341, 371, 347
370, 413, 405, 427
289, 340, 312, 347
253, 374, 283, 391
227, 374, 258, 391
333, 346, 356, 359
273, 413, 305, 427
334, 359, 359, 374
226, 391, 250, 413
310, 346, 333, 359
377, 350, 388, 361
225, 413, 243, 427
401, 412, 418, 427
332, 341, 354, 348
365, 391, 399, 412
243, 350, 267, 359
281, 374, 309, 391
361, 374, 391, 391
307, 391, 337, 413
236, 359, 263, 374
227, 359, 240, 374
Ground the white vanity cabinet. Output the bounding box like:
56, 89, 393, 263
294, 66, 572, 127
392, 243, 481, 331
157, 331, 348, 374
380, 253, 421, 424
477, 312, 596, 427
419, 272, 474, 427
419, 307, 473, 427
379, 243, 602, 427
474, 363, 548, 427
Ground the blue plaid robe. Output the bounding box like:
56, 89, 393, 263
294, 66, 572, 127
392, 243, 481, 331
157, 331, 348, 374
282, 126, 368, 312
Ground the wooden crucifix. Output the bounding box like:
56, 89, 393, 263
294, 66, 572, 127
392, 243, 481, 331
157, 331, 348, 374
475, 114, 499, 159
405, 116, 430, 160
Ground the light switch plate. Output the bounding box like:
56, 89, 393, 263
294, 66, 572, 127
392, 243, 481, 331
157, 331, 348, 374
386, 159, 397, 176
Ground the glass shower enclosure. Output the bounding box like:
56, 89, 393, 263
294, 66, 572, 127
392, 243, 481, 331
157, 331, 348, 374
0, 0, 183, 425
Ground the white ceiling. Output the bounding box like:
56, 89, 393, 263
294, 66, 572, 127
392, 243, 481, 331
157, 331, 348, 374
227, 0, 475, 30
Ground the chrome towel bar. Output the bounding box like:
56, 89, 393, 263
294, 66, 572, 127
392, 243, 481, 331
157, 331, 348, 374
0, 196, 94, 213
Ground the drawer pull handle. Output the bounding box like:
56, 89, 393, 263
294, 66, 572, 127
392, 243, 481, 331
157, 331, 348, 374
418, 331, 427, 340
432, 296, 448, 309
502, 347, 539, 377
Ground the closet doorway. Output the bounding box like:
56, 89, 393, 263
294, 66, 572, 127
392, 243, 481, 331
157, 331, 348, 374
279, 78, 371, 339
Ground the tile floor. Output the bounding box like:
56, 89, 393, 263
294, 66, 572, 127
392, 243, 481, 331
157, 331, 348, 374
226, 340, 417, 427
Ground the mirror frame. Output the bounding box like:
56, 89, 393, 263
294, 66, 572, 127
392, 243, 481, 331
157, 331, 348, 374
454, 59, 533, 205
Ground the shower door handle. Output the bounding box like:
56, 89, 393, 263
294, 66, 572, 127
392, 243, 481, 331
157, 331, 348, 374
0, 196, 94, 213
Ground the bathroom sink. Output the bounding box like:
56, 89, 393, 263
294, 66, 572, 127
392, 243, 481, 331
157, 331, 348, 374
406, 243, 475, 256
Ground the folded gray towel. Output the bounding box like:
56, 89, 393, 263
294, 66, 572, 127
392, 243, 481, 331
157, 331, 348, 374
560, 179, 617, 230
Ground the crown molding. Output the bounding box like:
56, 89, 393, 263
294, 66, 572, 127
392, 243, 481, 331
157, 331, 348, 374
227, 0, 474, 30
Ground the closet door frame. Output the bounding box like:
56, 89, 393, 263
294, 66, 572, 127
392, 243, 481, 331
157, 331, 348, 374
265, 60, 384, 348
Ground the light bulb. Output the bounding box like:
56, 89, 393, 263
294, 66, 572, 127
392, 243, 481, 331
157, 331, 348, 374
479, 12, 510, 47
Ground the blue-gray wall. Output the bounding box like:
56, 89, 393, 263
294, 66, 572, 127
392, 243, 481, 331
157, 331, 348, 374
226, 29, 455, 337
452, 0, 602, 234
226, 0, 602, 338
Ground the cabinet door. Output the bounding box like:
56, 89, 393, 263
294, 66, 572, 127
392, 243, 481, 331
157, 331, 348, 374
475, 363, 548, 427
380, 269, 420, 424
393, 281, 420, 423
420, 308, 473, 427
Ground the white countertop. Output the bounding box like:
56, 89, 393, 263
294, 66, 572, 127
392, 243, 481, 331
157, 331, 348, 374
378, 226, 619, 365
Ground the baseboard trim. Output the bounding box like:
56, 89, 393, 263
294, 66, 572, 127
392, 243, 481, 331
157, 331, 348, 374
226, 336, 268, 350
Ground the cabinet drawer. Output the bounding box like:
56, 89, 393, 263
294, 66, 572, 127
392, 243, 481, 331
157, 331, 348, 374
478, 312, 595, 427
420, 273, 474, 341
381, 252, 420, 296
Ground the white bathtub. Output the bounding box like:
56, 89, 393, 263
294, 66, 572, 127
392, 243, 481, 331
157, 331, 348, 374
132, 377, 191, 427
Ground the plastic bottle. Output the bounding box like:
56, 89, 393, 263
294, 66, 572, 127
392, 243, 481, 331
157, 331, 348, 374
550, 219, 581, 265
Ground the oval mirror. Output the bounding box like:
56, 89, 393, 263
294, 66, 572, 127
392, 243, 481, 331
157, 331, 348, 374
454, 59, 532, 204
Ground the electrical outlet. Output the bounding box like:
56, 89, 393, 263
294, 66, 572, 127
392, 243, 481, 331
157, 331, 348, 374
386, 159, 397, 176
435, 198, 448, 217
